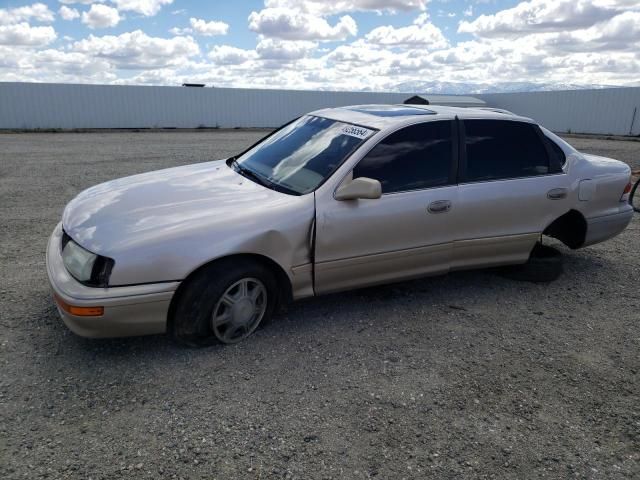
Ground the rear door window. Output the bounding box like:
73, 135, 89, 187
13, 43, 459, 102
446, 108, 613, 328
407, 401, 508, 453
353, 120, 454, 194
462, 120, 550, 182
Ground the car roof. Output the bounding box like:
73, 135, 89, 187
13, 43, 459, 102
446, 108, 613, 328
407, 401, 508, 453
311, 104, 534, 130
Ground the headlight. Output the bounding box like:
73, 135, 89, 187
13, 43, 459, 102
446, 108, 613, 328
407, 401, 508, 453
61, 232, 114, 287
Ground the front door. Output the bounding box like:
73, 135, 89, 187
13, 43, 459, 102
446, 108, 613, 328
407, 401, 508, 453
314, 120, 458, 294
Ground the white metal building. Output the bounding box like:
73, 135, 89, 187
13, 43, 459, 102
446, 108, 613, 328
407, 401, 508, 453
0, 81, 639, 135
477, 88, 640, 136
0, 82, 484, 130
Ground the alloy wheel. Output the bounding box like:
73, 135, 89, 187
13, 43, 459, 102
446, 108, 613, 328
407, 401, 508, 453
211, 278, 267, 344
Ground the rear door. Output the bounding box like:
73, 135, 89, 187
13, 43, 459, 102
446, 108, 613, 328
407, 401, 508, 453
314, 120, 459, 294
453, 119, 569, 269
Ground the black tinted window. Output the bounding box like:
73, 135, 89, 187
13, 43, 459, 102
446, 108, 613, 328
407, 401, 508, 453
463, 120, 549, 182
353, 121, 452, 194
545, 136, 566, 170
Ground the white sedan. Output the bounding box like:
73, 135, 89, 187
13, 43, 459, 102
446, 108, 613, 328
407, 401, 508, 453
46, 105, 634, 344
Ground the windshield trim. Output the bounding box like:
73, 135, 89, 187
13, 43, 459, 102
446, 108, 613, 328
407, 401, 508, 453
227, 115, 379, 196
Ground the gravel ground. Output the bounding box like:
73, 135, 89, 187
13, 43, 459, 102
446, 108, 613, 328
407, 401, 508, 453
1, 130, 638, 479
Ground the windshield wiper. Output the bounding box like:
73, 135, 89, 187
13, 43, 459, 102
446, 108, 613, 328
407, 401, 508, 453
230, 160, 299, 196
231, 159, 269, 187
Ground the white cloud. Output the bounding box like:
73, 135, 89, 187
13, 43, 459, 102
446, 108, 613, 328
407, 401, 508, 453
82, 4, 121, 29
413, 12, 429, 25
171, 18, 230, 37
0, 3, 55, 25
0, 46, 23, 69
0, 0, 639, 91
72, 30, 199, 69
327, 41, 392, 67
264, 0, 428, 15
189, 18, 229, 36
59, 1, 101, 4
111, 67, 181, 85
256, 38, 317, 60
33, 49, 113, 76
0, 44, 117, 83
109, 0, 174, 17
540, 11, 640, 53
208, 45, 257, 65
249, 8, 357, 41
0, 22, 56, 46
594, 11, 640, 49
365, 21, 449, 48
59, 6, 80, 21
207, 39, 318, 65
458, 0, 638, 37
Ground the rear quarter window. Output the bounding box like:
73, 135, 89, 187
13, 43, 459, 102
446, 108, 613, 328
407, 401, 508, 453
544, 135, 567, 170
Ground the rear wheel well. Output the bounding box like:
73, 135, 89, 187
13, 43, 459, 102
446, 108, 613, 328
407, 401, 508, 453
166, 254, 293, 332
543, 210, 587, 249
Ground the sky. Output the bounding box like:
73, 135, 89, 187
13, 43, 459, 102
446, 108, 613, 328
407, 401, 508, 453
0, 0, 639, 91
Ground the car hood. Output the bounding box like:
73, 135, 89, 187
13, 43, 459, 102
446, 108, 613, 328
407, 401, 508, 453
62, 160, 294, 256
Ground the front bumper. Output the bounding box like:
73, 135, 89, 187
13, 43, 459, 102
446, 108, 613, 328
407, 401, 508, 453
46, 223, 179, 338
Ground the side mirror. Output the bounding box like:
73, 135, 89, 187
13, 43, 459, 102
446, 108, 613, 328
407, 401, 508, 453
335, 177, 382, 201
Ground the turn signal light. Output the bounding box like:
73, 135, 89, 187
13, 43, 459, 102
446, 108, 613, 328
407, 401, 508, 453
54, 294, 104, 317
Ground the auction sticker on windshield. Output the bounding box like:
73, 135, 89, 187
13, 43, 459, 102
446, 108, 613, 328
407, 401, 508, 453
341, 125, 375, 140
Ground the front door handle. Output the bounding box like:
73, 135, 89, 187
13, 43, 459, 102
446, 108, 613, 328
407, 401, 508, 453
428, 200, 452, 214
547, 188, 568, 200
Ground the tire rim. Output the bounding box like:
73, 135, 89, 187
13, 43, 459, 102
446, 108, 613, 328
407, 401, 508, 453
211, 278, 267, 344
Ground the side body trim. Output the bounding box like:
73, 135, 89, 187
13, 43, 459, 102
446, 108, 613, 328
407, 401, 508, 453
314, 232, 541, 294
314, 242, 450, 295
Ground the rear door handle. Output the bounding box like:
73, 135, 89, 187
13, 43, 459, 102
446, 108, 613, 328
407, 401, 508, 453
547, 188, 568, 200
428, 200, 451, 214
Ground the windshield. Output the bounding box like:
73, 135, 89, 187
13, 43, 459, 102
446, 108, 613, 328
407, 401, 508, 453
232, 115, 376, 195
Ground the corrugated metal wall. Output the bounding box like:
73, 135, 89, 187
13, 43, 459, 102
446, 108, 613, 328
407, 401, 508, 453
0, 82, 417, 129
1, 82, 639, 135
477, 88, 640, 136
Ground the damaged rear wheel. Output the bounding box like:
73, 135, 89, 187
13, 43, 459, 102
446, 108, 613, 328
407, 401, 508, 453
497, 243, 563, 283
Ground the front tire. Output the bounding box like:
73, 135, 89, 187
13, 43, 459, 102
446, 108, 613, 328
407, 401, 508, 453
170, 258, 278, 346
